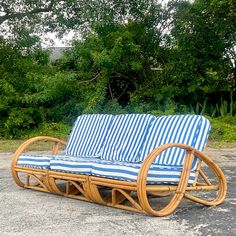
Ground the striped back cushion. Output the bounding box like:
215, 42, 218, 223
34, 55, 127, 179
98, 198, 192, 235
66, 114, 114, 157
139, 115, 211, 167
100, 114, 155, 162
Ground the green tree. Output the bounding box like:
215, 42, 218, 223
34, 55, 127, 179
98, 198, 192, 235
0, 0, 178, 137
167, 0, 236, 107
0, 39, 79, 137
57, 2, 174, 112
0, 0, 175, 47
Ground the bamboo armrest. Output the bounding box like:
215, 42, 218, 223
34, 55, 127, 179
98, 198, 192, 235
138, 143, 226, 183
137, 143, 197, 185
12, 136, 67, 167
137, 143, 227, 215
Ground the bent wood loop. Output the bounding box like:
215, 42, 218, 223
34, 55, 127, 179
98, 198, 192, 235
12, 136, 66, 188
137, 144, 195, 216
137, 143, 227, 215
11, 138, 227, 216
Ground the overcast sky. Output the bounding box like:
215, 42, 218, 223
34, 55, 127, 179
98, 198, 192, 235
42, 31, 76, 48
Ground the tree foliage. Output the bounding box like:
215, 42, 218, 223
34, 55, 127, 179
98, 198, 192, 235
0, 0, 172, 46
0, 0, 236, 138
157, 0, 236, 106
0, 39, 79, 137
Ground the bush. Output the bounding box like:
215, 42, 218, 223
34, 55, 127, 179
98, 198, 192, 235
0, 42, 78, 138
208, 116, 236, 143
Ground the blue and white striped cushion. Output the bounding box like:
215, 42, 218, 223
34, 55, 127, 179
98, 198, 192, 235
100, 114, 155, 162
66, 114, 114, 157
17, 154, 54, 169
50, 156, 97, 175
50, 157, 196, 185
139, 115, 211, 168
91, 159, 196, 185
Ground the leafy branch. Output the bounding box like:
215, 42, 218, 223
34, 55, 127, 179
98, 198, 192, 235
0, 0, 55, 25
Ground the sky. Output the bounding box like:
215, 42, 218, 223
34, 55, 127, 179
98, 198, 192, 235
41, 31, 76, 48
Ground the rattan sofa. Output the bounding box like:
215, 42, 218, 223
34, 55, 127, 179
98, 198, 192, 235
12, 114, 227, 216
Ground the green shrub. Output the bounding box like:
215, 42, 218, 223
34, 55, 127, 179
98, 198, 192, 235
3, 108, 45, 138
208, 116, 236, 143
22, 122, 71, 140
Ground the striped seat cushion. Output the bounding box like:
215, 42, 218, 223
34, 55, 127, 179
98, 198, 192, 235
139, 115, 211, 168
17, 154, 55, 169
50, 156, 98, 175
100, 114, 155, 162
91, 159, 196, 185
66, 114, 114, 157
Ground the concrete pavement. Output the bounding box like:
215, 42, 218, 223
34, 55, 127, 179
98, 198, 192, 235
0, 148, 236, 236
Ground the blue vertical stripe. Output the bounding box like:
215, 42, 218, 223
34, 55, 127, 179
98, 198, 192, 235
66, 114, 114, 157
139, 115, 211, 170
100, 114, 155, 162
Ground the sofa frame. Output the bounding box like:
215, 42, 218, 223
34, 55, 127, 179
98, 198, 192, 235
12, 135, 227, 216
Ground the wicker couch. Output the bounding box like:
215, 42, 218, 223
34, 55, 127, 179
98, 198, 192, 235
12, 114, 227, 216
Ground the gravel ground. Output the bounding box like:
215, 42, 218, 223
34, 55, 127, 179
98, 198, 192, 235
0, 147, 236, 236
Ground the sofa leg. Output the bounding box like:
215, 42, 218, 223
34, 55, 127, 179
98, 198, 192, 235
87, 182, 107, 204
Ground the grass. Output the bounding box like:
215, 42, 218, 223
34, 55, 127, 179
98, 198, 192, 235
207, 116, 236, 148
1, 116, 236, 153
0, 139, 25, 153
207, 140, 236, 148
0, 122, 70, 152
0, 138, 68, 153
1, 138, 235, 153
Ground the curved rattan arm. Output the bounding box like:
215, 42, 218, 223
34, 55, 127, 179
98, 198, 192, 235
137, 143, 227, 216
12, 136, 67, 187
12, 136, 67, 165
